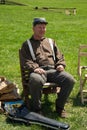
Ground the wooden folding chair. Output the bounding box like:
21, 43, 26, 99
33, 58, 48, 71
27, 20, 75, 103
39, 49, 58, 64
19, 49, 60, 108
78, 45, 87, 104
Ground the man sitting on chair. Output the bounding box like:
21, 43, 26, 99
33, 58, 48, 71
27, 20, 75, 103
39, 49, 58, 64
20, 18, 75, 118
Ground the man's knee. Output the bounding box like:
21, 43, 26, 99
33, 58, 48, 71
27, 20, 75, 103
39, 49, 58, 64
60, 71, 75, 85
29, 73, 46, 86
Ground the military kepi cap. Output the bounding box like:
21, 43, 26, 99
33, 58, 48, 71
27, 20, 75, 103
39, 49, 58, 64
33, 18, 48, 26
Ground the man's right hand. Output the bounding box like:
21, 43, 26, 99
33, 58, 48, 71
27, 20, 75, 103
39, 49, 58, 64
34, 68, 46, 74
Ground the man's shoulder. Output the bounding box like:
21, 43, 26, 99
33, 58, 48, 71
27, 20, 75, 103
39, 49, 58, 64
21, 40, 29, 49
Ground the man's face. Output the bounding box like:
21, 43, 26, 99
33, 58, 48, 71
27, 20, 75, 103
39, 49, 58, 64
33, 24, 46, 39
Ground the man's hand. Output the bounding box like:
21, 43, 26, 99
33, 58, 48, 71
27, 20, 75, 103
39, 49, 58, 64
56, 65, 64, 72
34, 68, 46, 74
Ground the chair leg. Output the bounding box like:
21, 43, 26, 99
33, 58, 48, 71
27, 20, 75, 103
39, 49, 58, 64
21, 90, 30, 109
80, 79, 84, 104
25, 96, 30, 109
80, 78, 87, 104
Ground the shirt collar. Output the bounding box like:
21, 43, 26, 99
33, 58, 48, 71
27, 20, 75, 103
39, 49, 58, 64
30, 35, 45, 41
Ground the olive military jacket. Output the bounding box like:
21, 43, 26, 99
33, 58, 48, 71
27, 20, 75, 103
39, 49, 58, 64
20, 36, 66, 72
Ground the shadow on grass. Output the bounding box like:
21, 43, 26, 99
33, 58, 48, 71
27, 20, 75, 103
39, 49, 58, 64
0, 0, 27, 6
6, 117, 50, 130
42, 95, 60, 119
6, 117, 30, 126
72, 93, 87, 107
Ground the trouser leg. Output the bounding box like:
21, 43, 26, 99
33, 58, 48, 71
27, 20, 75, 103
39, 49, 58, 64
47, 70, 75, 110
55, 71, 75, 109
29, 73, 47, 112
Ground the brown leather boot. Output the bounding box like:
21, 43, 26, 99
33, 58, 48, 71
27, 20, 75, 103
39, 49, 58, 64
56, 108, 67, 118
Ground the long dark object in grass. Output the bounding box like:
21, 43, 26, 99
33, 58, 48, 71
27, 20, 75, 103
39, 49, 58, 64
4, 102, 70, 130
34, 6, 76, 15
35, 6, 76, 10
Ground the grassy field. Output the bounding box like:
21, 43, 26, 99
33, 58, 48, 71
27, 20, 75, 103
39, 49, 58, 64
0, 0, 87, 130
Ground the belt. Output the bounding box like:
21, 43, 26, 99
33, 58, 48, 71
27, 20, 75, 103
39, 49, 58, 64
41, 65, 55, 70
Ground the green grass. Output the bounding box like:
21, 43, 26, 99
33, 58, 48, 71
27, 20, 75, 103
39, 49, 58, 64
0, 0, 87, 129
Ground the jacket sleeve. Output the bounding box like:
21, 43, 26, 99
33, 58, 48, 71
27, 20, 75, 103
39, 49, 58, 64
53, 40, 66, 68
20, 41, 39, 72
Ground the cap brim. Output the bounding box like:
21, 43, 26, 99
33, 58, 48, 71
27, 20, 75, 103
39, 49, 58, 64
33, 21, 48, 26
